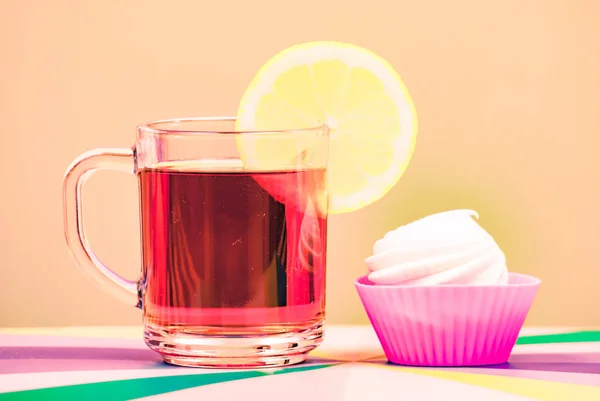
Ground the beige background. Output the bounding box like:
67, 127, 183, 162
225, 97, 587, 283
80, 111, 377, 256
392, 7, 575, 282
1, 0, 599, 327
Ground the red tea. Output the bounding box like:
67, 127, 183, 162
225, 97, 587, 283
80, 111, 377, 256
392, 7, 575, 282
138, 162, 327, 336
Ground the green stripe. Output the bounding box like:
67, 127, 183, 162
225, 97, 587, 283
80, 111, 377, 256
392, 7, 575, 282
517, 331, 600, 345
0, 364, 335, 401
272, 363, 335, 375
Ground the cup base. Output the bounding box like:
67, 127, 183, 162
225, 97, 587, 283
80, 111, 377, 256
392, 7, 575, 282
162, 353, 310, 368
144, 321, 323, 368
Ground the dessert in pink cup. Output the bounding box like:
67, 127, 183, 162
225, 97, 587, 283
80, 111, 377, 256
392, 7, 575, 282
355, 209, 541, 367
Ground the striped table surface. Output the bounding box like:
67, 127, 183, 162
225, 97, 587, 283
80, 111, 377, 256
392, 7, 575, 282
0, 325, 599, 400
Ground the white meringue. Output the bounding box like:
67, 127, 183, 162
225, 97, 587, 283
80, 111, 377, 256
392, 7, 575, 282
365, 210, 508, 285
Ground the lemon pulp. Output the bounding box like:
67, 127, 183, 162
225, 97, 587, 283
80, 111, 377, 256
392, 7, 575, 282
236, 41, 417, 214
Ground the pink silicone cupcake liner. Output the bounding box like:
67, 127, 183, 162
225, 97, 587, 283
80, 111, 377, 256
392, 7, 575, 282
355, 273, 541, 367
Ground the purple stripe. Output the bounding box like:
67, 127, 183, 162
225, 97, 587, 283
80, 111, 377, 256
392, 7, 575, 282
0, 344, 340, 374
0, 334, 146, 349
0, 346, 164, 374
0, 346, 157, 361
497, 352, 600, 375
0, 359, 167, 374
509, 351, 600, 365
366, 351, 600, 386
467, 351, 600, 385
497, 361, 600, 375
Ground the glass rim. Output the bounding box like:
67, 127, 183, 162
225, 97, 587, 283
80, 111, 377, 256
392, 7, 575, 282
138, 116, 329, 136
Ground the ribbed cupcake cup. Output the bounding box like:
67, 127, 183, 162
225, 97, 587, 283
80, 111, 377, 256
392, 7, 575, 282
355, 273, 541, 367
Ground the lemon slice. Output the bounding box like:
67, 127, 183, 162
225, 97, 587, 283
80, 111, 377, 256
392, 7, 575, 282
236, 41, 417, 214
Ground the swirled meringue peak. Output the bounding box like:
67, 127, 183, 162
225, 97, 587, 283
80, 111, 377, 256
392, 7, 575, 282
365, 210, 509, 286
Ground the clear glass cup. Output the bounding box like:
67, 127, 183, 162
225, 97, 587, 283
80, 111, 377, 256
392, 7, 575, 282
63, 117, 330, 368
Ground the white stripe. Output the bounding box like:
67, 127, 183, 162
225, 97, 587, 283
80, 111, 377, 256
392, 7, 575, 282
141, 364, 537, 401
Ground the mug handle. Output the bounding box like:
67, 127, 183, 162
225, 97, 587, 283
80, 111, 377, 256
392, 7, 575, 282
63, 148, 140, 307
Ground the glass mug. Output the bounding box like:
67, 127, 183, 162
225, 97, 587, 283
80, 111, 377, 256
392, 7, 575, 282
63, 117, 329, 368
